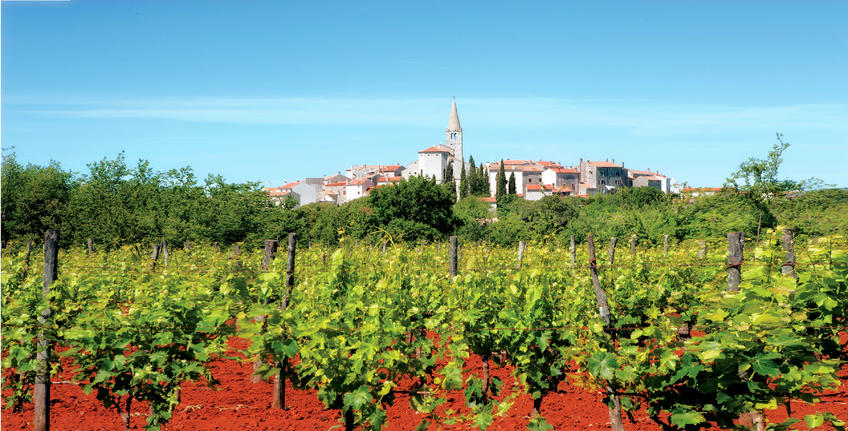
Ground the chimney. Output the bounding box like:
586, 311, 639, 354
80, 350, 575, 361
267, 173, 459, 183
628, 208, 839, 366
612, 158, 615, 164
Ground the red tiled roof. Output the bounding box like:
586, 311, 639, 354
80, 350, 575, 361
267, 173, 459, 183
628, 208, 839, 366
498, 164, 542, 172
551, 167, 578, 174
588, 161, 621, 168
348, 178, 371, 185
554, 186, 574, 193
380, 165, 402, 172
379, 176, 402, 182
537, 161, 562, 167
324, 181, 347, 187
419, 145, 453, 154
526, 184, 554, 191
580, 182, 597, 189
479, 197, 497, 203
267, 190, 291, 197
281, 181, 301, 189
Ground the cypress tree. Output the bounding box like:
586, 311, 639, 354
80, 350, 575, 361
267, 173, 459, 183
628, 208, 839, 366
443, 160, 454, 184
459, 162, 469, 199
442, 160, 456, 201
496, 160, 507, 201
481, 167, 490, 196
508, 172, 516, 195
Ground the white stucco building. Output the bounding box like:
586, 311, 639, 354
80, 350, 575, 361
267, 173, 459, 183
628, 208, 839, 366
345, 177, 375, 202
541, 167, 580, 191
487, 160, 544, 197
407, 101, 466, 194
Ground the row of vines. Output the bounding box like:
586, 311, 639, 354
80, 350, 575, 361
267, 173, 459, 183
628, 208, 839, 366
2, 230, 847, 430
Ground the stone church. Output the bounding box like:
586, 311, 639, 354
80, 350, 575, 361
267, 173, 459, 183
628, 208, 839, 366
402, 100, 465, 195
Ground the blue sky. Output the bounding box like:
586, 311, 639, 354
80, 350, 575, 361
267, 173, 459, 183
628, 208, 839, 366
2, 0, 846, 187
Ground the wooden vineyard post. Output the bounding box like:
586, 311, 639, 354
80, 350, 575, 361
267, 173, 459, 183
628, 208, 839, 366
382, 239, 388, 255
262, 240, 278, 270
608, 237, 617, 266
663, 235, 669, 256
161, 240, 169, 267
230, 243, 242, 269
24, 240, 32, 279
87, 237, 94, 255
517, 240, 526, 269
697, 240, 706, 259
725, 232, 765, 430
449, 236, 458, 276
727, 232, 743, 292
781, 229, 797, 279
570, 235, 576, 267
629, 234, 636, 259
252, 240, 278, 384
35, 229, 59, 431
272, 232, 297, 410
149, 242, 161, 270
586, 235, 624, 431
282, 233, 297, 308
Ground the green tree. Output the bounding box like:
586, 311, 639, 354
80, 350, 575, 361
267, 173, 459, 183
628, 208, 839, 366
1, 152, 73, 244
507, 172, 516, 195
459, 163, 469, 199
724, 133, 798, 205
442, 160, 456, 201
495, 161, 507, 202
367, 176, 457, 242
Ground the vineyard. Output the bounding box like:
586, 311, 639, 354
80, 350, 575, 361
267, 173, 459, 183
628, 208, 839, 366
2, 230, 847, 430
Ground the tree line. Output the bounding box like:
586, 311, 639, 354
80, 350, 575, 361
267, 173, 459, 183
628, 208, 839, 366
2, 137, 845, 250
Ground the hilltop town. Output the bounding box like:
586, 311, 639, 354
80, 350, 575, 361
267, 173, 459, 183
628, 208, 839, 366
265, 101, 681, 207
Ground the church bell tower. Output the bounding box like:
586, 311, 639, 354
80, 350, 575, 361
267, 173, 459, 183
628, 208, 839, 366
446, 100, 463, 198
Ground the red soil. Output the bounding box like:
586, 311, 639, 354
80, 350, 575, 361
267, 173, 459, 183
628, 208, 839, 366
3, 336, 846, 430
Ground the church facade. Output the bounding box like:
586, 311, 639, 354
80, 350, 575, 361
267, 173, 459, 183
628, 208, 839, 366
402, 100, 465, 195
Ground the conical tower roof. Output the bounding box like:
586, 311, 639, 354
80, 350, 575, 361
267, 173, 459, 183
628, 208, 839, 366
447, 100, 461, 131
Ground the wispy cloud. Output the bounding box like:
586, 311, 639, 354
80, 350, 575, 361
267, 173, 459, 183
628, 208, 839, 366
7, 96, 848, 136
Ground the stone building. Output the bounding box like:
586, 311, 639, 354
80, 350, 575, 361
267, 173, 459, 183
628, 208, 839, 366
578, 159, 627, 194
628, 169, 673, 193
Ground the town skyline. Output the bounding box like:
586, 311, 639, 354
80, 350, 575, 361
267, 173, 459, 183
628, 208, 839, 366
3, 1, 846, 188
262, 100, 680, 208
